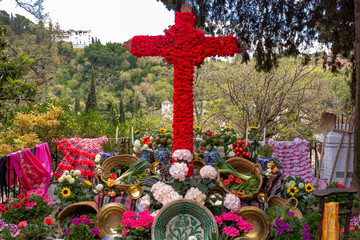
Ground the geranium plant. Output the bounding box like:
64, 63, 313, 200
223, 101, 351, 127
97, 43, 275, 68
271, 211, 311, 240
115, 210, 154, 240
0, 220, 20, 239
54, 170, 94, 207
19, 218, 57, 240
210, 212, 253, 240
0, 188, 53, 224
65, 216, 99, 240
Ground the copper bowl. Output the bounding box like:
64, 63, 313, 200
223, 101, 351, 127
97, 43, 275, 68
95, 203, 128, 238
236, 206, 270, 240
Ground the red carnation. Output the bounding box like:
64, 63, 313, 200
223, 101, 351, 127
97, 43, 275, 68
80, 215, 86, 218
16, 193, 25, 199
45, 218, 53, 225
337, 183, 345, 188
223, 179, 231, 186
228, 175, 235, 182
235, 178, 242, 184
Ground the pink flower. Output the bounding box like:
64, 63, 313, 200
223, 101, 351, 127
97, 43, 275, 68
140, 195, 151, 210
237, 220, 253, 233
214, 216, 223, 225
169, 162, 189, 181
48, 201, 54, 206
122, 211, 137, 219
18, 221, 27, 227
122, 229, 130, 236
139, 210, 151, 217
121, 218, 135, 227
199, 165, 218, 179
220, 212, 240, 222
223, 193, 241, 213
42, 194, 52, 202
222, 226, 240, 237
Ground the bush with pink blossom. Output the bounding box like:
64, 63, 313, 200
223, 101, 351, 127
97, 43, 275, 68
116, 210, 154, 240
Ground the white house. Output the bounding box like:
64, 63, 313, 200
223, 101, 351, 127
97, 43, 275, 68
161, 100, 173, 120
60, 30, 92, 49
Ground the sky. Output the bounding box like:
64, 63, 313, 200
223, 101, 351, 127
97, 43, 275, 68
0, 0, 175, 43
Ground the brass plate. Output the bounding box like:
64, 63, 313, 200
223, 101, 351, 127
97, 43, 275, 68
150, 161, 164, 175
95, 203, 128, 238
127, 184, 143, 199
237, 206, 270, 240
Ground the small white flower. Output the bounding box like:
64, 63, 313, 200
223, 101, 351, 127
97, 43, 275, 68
70, 170, 75, 175
58, 176, 64, 183
142, 144, 149, 151
95, 154, 101, 163
228, 151, 236, 157
96, 184, 104, 191
74, 170, 81, 176
63, 170, 69, 176
65, 175, 72, 181
228, 144, 233, 150
298, 183, 305, 189
188, 236, 197, 240
68, 177, 75, 184
285, 182, 290, 188
264, 169, 272, 178
93, 189, 99, 194
134, 140, 141, 148
289, 180, 296, 187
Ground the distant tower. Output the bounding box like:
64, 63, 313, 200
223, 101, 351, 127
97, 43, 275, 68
161, 100, 173, 120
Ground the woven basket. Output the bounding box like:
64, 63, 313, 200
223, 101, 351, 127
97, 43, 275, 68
57, 201, 99, 234
217, 157, 263, 202
95, 154, 138, 182
267, 195, 303, 219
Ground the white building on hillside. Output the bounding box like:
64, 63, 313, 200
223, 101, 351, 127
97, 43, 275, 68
161, 100, 173, 120
60, 30, 92, 49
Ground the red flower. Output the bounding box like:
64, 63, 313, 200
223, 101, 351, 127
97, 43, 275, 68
337, 183, 345, 188
223, 179, 231, 186
228, 175, 235, 182
21, 197, 30, 206
11, 203, 21, 210
45, 218, 53, 225
235, 178, 242, 184
16, 193, 25, 199
80, 215, 86, 218
109, 173, 117, 180
206, 131, 213, 136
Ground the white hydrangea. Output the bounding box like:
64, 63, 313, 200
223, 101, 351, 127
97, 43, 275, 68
184, 187, 206, 205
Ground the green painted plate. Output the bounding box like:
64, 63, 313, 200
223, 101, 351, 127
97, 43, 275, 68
151, 199, 218, 240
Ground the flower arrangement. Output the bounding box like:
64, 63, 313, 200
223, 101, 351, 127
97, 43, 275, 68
211, 212, 253, 239
270, 211, 311, 240
0, 221, 20, 239
65, 216, 99, 240
133, 136, 153, 153
19, 218, 57, 240
152, 128, 172, 149
115, 210, 154, 240
54, 170, 94, 207
0, 189, 53, 224
281, 176, 315, 212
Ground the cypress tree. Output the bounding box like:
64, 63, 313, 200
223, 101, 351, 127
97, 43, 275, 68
119, 99, 125, 123
85, 71, 97, 112
74, 96, 81, 112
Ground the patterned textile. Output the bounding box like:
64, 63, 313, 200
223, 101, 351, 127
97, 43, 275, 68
94, 194, 142, 212
322, 202, 339, 240
261, 170, 284, 197
241, 200, 268, 210
8, 143, 52, 194
268, 138, 313, 182
53, 136, 107, 179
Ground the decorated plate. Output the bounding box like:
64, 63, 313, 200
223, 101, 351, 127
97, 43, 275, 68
237, 206, 270, 240
95, 203, 128, 238
151, 199, 218, 240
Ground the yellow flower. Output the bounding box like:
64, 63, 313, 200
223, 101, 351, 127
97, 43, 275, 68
61, 187, 71, 198
287, 185, 299, 196
225, 126, 232, 131
248, 126, 259, 130
195, 126, 201, 131
84, 180, 92, 186
267, 161, 274, 169
134, 130, 140, 134
305, 183, 314, 193
159, 128, 167, 133
107, 179, 115, 188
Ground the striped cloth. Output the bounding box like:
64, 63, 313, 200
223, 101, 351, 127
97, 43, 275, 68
94, 194, 143, 212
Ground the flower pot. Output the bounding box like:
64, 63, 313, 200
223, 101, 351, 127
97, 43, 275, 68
257, 157, 275, 171
154, 145, 170, 165
204, 147, 221, 166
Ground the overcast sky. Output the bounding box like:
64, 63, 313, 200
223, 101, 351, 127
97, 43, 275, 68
0, 0, 175, 43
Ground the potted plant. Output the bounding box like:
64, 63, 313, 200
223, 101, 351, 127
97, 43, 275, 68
65, 216, 99, 240
256, 144, 274, 171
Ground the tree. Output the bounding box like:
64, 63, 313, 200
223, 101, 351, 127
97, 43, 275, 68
85, 71, 97, 112
119, 99, 126, 123
74, 96, 81, 112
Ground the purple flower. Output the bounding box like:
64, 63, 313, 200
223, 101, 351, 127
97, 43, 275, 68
82, 218, 91, 225
91, 228, 100, 235
72, 218, 82, 226
286, 211, 295, 216
65, 228, 72, 234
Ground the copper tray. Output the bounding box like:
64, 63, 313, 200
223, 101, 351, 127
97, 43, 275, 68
237, 206, 270, 240
95, 203, 128, 238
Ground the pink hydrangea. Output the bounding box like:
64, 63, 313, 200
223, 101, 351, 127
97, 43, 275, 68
139, 210, 151, 217
140, 195, 151, 210
199, 165, 218, 179
169, 162, 188, 181
172, 149, 193, 162
121, 218, 135, 227
223, 193, 241, 213
184, 187, 206, 205
122, 211, 137, 219
214, 216, 223, 225
122, 229, 130, 236
222, 226, 240, 237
